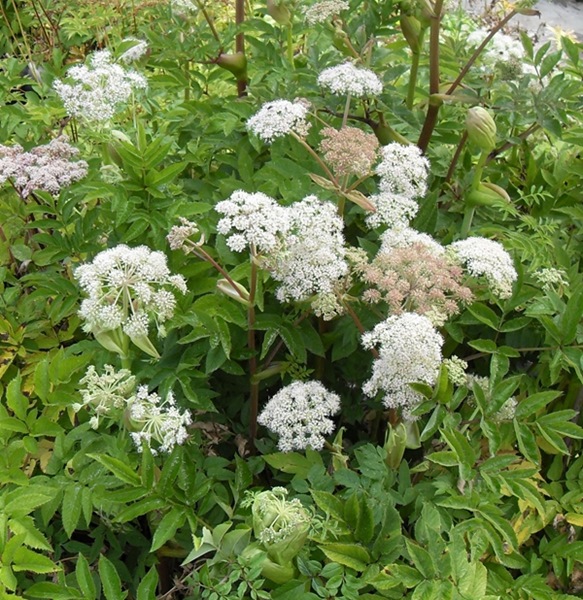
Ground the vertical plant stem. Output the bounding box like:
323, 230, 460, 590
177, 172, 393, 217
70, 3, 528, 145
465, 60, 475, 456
460, 148, 488, 238
248, 254, 259, 448
445, 131, 467, 184
9, 0, 33, 60
290, 132, 339, 186
341, 93, 351, 128
235, 0, 247, 96
194, 0, 221, 44
29, 0, 51, 51
0, 2, 25, 56
417, 0, 444, 152
286, 23, 294, 69
406, 50, 421, 110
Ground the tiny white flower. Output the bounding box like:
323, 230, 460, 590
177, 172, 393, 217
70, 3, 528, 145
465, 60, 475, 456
318, 62, 383, 97
448, 237, 517, 299
379, 225, 445, 256
376, 143, 429, 199
365, 191, 419, 229
247, 99, 311, 143
258, 380, 341, 451
303, 0, 349, 24
362, 313, 443, 418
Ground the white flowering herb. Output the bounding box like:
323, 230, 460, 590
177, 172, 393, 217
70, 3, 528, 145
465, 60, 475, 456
247, 99, 311, 143
448, 237, 517, 299
379, 225, 445, 256
0, 135, 88, 199
442, 356, 468, 387
257, 380, 341, 452
53, 49, 147, 123
265, 195, 348, 303
376, 142, 430, 199
317, 62, 383, 97
466, 28, 525, 75
74, 365, 136, 429
365, 191, 419, 229
75, 245, 187, 358
303, 0, 349, 25
128, 386, 192, 454
362, 313, 443, 418
215, 190, 290, 253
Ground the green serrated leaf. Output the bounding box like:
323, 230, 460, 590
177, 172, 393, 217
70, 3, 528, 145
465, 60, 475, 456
98, 555, 125, 600
150, 508, 185, 552
88, 454, 140, 486
75, 553, 96, 600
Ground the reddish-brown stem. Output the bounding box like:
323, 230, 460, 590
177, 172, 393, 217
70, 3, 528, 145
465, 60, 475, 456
343, 302, 379, 359
235, 0, 247, 96
248, 257, 258, 448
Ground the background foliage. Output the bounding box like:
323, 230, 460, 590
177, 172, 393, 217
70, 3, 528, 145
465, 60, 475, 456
1, 0, 583, 598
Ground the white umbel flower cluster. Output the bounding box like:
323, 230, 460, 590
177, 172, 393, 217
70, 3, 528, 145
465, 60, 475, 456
215, 190, 290, 253
376, 143, 429, 198
448, 237, 517, 299
258, 381, 341, 451
366, 192, 419, 229
128, 386, 192, 454
267, 196, 348, 302
303, 0, 349, 24
74, 364, 136, 429
247, 99, 311, 143
365, 143, 430, 230
0, 135, 88, 198
362, 313, 443, 418
75, 244, 187, 339
379, 225, 444, 256
317, 62, 383, 97
53, 49, 147, 122
466, 28, 525, 72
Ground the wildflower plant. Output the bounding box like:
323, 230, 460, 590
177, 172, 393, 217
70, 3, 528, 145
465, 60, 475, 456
75, 244, 187, 358
4, 1, 583, 598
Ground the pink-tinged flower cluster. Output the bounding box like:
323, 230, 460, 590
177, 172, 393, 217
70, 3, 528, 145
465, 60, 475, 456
319, 126, 379, 178
360, 242, 473, 324
0, 135, 88, 198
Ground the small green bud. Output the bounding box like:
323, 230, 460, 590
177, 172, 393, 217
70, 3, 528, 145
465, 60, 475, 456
466, 107, 497, 151
216, 279, 250, 305
216, 52, 247, 78
400, 15, 422, 53
266, 0, 291, 25
247, 487, 311, 565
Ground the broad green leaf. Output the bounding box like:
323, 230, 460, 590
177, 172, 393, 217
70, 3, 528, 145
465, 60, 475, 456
33, 359, 51, 403
136, 566, 159, 600
7, 375, 28, 420
12, 547, 59, 573
62, 484, 83, 538
404, 539, 435, 578
75, 553, 96, 600
150, 508, 185, 552
514, 422, 540, 466
468, 304, 499, 329
310, 490, 344, 521
515, 391, 561, 419
23, 582, 82, 599
459, 561, 487, 599
98, 555, 125, 600
318, 543, 370, 571
115, 497, 167, 523
88, 454, 140, 486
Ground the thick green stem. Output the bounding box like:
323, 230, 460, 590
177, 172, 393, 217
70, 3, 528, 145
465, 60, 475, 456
286, 24, 294, 69
406, 51, 421, 110
248, 255, 259, 448
417, 0, 444, 152
235, 0, 247, 96
290, 132, 339, 186
460, 149, 488, 238
341, 93, 351, 128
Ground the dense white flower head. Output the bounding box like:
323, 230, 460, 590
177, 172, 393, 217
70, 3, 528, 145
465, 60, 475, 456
170, 0, 197, 12
448, 237, 517, 299
215, 190, 290, 253
379, 225, 444, 256
303, 0, 349, 24
75, 365, 136, 428
0, 135, 88, 198
128, 386, 192, 454
118, 38, 149, 63
53, 49, 147, 122
365, 191, 419, 229
247, 99, 311, 143
258, 381, 341, 451
466, 28, 525, 70
362, 313, 443, 418
317, 62, 383, 97
266, 196, 348, 302
75, 244, 186, 339
376, 143, 429, 198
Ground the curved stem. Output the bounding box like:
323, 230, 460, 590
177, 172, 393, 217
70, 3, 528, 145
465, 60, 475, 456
290, 131, 339, 186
